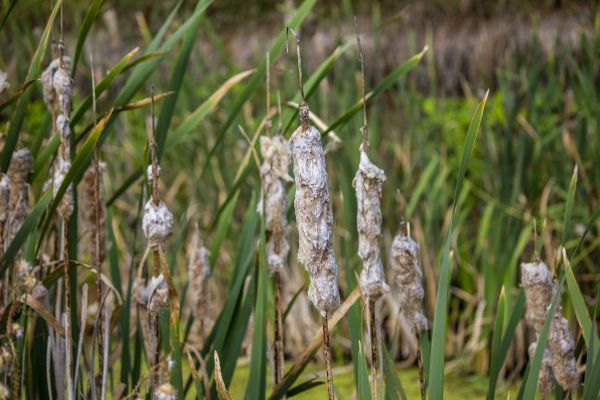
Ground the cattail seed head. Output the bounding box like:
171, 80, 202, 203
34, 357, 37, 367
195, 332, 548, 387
56, 114, 71, 154
528, 342, 554, 397
7, 148, 32, 245
83, 163, 107, 265
390, 234, 428, 332
138, 273, 169, 313
521, 260, 580, 391
259, 135, 292, 273
53, 65, 73, 115
353, 148, 388, 301
142, 200, 174, 248
290, 124, 340, 317
187, 229, 211, 322
41, 57, 71, 112
0, 173, 10, 224
548, 310, 579, 389
521, 261, 554, 335
155, 383, 177, 400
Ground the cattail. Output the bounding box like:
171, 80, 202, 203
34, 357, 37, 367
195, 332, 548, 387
187, 229, 211, 329
53, 151, 73, 218
521, 260, 580, 391
390, 233, 428, 332
6, 148, 32, 246
259, 135, 292, 273
155, 383, 177, 400
82, 163, 107, 265
353, 148, 388, 301
41, 56, 71, 113
53, 60, 73, 116
143, 200, 174, 249
528, 343, 554, 397
290, 119, 340, 317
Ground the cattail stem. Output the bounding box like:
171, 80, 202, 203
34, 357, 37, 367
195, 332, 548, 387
367, 300, 378, 400
416, 333, 426, 400
273, 272, 284, 389
322, 315, 335, 400
63, 218, 74, 400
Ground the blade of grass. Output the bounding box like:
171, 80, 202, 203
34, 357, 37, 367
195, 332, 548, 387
428, 91, 489, 400
71, 0, 105, 75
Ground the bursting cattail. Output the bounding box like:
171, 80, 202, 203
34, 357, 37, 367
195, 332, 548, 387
259, 135, 292, 274
6, 148, 32, 246
83, 163, 107, 265
0, 173, 10, 226
390, 233, 428, 332
41, 56, 71, 113
53, 60, 74, 116
521, 260, 580, 391
155, 383, 177, 400
187, 229, 211, 330
143, 200, 174, 249
290, 111, 340, 317
353, 148, 388, 301
528, 342, 554, 397
53, 151, 73, 218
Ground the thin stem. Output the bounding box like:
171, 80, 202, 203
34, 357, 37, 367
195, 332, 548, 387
266, 51, 272, 137
354, 16, 369, 152
149, 85, 159, 206
286, 27, 309, 131
273, 272, 284, 390
322, 315, 335, 400
368, 300, 378, 400
417, 333, 426, 400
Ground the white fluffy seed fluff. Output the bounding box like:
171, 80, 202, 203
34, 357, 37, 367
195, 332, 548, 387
56, 114, 71, 154
390, 234, 428, 332
53, 64, 73, 115
137, 273, 169, 313
142, 200, 174, 248
147, 165, 161, 183
353, 148, 389, 301
187, 229, 211, 320
7, 148, 32, 246
0, 173, 10, 224
259, 135, 292, 274
0, 70, 8, 94
41, 57, 71, 111
155, 383, 177, 400
521, 261, 580, 391
52, 153, 74, 218
290, 125, 340, 317
528, 342, 554, 397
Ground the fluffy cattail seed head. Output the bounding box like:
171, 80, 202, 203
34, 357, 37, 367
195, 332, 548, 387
528, 342, 554, 397
53, 65, 73, 115
353, 148, 388, 301
7, 148, 32, 245
187, 229, 211, 321
0, 173, 10, 224
41, 57, 71, 112
155, 383, 177, 400
521, 260, 580, 391
390, 234, 428, 332
290, 125, 340, 317
259, 135, 292, 274
56, 114, 71, 154
548, 310, 579, 389
521, 261, 554, 335
143, 273, 169, 313
83, 163, 107, 265
142, 200, 174, 248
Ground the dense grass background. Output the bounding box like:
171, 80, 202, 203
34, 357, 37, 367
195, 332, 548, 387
0, 0, 599, 398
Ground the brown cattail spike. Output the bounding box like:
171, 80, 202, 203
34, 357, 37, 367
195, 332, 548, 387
390, 232, 428, 332
187, 228, 211, 337
290, 125, 340, 317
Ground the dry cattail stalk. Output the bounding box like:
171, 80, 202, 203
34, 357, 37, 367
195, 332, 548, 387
390, 232, 429, 333
528, 342, 554, 397
83, 163, 107, 265
187, 228, 211, 340
288, 26, 338, 400
354, 148, 388, 301
6, 148, 32, 248
259, 135, 292, 274
521, 260, 580, 391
